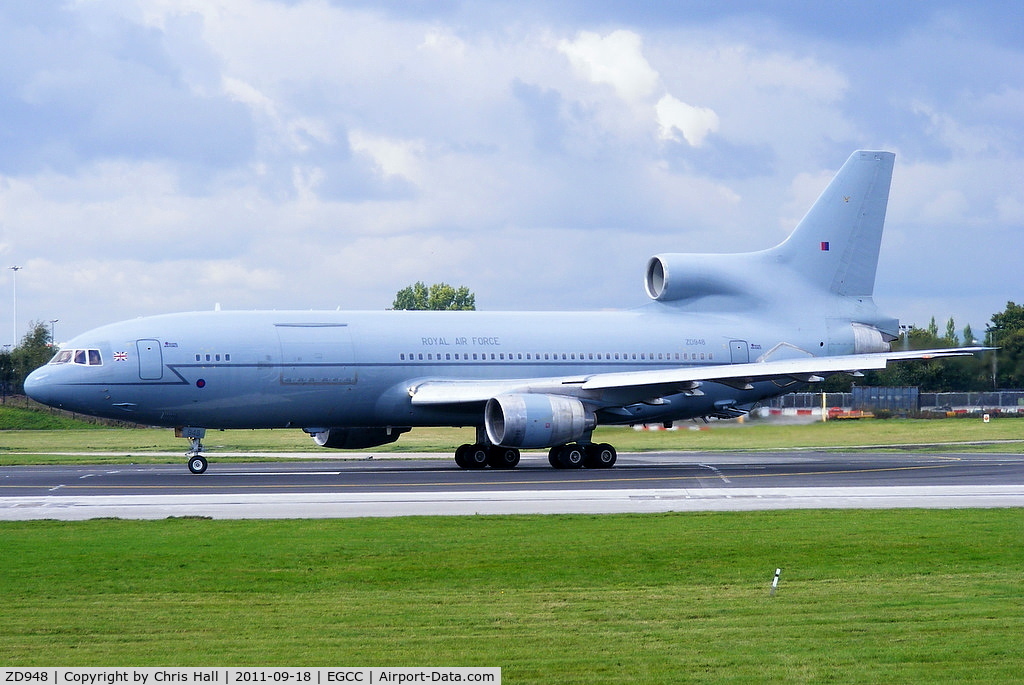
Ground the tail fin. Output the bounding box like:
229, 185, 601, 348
769, 150, 895, 297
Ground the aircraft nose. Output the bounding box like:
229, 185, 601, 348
23, 367, 56, 406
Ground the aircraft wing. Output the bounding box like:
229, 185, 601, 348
408, 347, 987, 406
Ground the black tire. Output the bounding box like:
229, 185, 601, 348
464, 444, 489, 469
487, 446, 521, 469
548, 447, 562, 468
585, 443, 617, 468
454, 443, 472, 469
187, 455, 208, 474
556, 444, 586, 469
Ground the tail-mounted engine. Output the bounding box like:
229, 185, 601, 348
644, 253, 755, 302
485, 394, 596, 448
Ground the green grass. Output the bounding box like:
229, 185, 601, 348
1, 510, 1023, 681
0, 405, 111, 431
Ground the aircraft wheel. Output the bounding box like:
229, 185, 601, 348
585, 443, 617, 469
556, 444, 586, 469
487, 446, 520, 469
454, 444, 472, 469
187, 455, 208, 475
463, 444, 489, 469
548, 447, 562, 468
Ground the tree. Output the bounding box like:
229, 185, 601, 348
962, 324, 975, 346
944, 317, 958, 345
7, 321, 55, 395
0, 348, 13, 402
987, 301, 1024, 388
392, 281, 475, 311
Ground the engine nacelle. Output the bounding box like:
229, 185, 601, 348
484, 394, 595, 448
644, 253, 753, 302
308, 426, 410, 449
852, 322, 891, 354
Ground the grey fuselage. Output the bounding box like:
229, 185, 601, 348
24, 300, 870, 432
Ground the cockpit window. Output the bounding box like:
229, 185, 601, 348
49, 349, 103, 366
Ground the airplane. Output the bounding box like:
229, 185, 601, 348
24, 150, 983, 474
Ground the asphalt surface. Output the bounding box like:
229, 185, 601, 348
2, 451, 1024, 519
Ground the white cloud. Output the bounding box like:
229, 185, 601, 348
348, 131, 426, 183
420, 26, 466, 58
558, 29, 719, 147
655, 94, 720, 146
558, 30, 660, 103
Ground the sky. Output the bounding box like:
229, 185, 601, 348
1, 0, 1022, 347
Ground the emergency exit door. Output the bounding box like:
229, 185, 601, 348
729, 340, 749, 364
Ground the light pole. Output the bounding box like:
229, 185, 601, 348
50, 319, 59, 347
9, 266, 21, 349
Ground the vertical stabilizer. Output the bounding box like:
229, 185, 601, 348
770, 151, 895, 297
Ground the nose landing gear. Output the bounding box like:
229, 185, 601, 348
187, 454, 208, 474
176, 426, 209, 475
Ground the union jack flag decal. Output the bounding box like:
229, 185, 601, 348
113, 351, 128, 361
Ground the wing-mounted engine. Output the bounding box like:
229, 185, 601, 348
644, 253, 762, 303
307, 426, 411, 449
485, 394, 596, 448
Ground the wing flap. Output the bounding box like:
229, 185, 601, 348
580, 347, 984, 392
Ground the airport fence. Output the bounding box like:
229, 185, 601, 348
767, 388, 1024, 415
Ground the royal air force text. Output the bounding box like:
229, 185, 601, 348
420, 337, 499, 347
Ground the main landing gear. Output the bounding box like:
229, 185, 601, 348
547, 443, 617, 469
453, 441, 617, 470
454, 443, 521, 469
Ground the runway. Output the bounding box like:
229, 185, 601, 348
2, 451, 1024, 519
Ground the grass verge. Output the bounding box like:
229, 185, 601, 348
1, 510, 1023, 681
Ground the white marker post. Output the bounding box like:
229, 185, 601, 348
770, 568, 782, 596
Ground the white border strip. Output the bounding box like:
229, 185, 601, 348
3, 485, 1024, 520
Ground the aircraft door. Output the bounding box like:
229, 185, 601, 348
729, 340, 749, 364
137, 339, 164, 380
